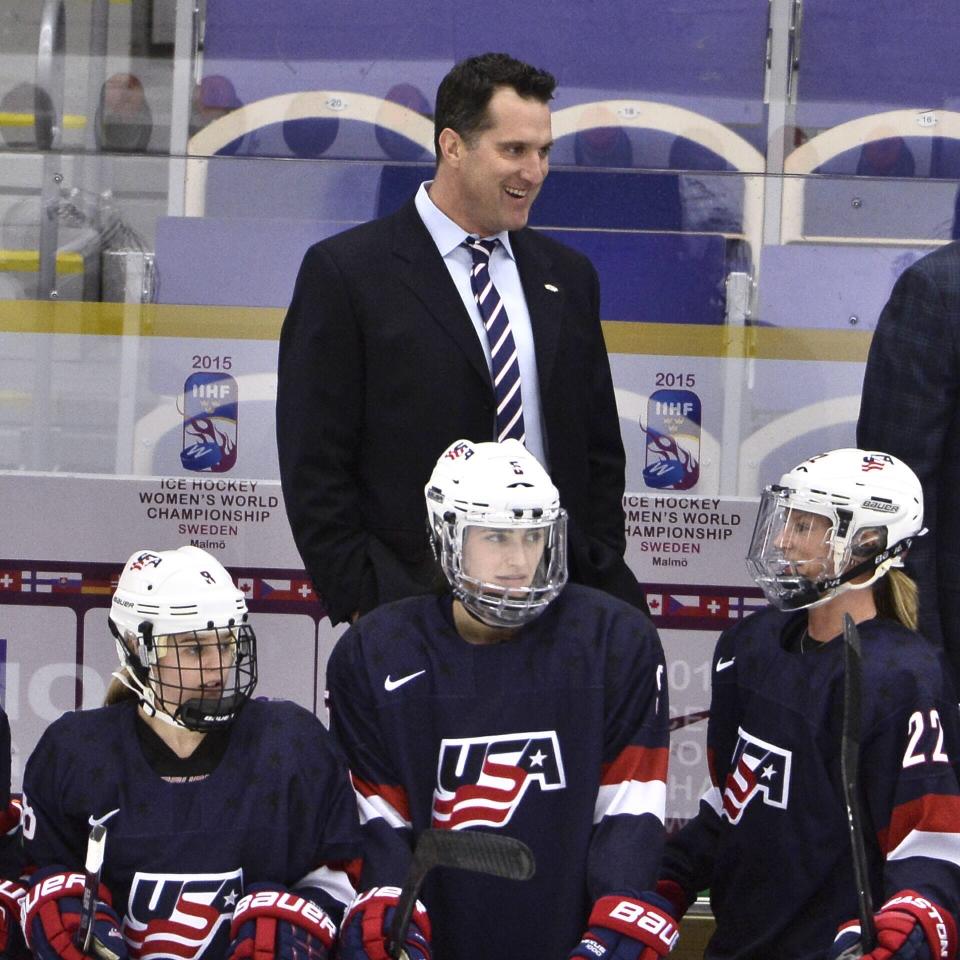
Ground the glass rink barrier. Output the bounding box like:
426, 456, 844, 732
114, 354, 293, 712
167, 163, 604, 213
2, 0, 960, 847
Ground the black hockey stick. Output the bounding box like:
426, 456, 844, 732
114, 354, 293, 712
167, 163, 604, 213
387, 830, 536, 959
75, 823, 107, 956
836, 613, 877, 959
74, 823, 122, 960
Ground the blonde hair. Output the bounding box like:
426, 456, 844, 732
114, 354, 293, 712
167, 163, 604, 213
874, 567, 919, 631
104, 674, 137, 706
103, 627, 168, 707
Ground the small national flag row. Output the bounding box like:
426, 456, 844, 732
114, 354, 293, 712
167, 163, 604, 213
0, 568, 120, 595
646, 589, 767, 628
0, 565, 321, 606
236, 577, 318, 603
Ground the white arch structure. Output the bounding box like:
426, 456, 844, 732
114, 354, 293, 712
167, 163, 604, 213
782, 107, 960, 243
183, 92, 765, 271
551, 99, 764, 273
184, 91, 436, 217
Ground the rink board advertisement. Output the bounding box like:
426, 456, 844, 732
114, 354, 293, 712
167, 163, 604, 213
625, 492, 760, 826
0, 472, 763, 830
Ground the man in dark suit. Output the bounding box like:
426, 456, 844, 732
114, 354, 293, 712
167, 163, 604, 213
277, 52, 647, 624
857, 240, 960, 683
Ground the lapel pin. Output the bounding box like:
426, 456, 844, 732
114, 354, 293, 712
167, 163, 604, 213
544, 283, 559, 293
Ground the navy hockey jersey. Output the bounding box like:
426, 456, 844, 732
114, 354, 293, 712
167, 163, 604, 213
326, 585, 669, 960
22, 698, 362, 960
661, 607, 960, 960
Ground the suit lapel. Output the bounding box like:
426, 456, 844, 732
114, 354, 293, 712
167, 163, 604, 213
511, 228, 563, 392
389, 201, 491, 388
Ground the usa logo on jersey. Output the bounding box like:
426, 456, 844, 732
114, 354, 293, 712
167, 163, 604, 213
431, 731, 565, 829
123, 870, 242, 960
721, 727, 792, 824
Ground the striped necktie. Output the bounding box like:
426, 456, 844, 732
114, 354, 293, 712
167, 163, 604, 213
463, 236, 525, 443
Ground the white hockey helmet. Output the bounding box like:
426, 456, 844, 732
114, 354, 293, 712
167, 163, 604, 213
425, 439, 568, 628
746, 448, 924, 610
109, 546, 257, 730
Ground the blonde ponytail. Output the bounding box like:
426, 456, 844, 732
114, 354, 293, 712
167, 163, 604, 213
874, 567, 919, 631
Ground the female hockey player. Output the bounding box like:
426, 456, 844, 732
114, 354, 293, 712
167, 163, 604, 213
327, 439, 676, 960
19, 545, 361, 960
657, 449, 960, 960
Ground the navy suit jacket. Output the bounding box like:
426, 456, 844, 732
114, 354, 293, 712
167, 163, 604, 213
277, 197, 645, 624
858, 240, 960, 681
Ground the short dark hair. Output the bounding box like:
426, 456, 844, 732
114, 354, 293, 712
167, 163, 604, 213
433, 52, 556, 159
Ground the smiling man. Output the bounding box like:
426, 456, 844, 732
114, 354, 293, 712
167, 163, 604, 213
277, 52, 648, 626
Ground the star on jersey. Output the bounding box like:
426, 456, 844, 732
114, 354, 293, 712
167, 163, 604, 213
721, 726, 792, 825
431, 731, 566, 829
125, 869, 243, 960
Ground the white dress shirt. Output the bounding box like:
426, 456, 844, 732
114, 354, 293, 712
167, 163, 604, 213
414, 180, 548, 467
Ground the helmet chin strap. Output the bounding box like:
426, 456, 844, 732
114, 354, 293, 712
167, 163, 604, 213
112, 666, 180, 728
174, 693, 245, 731
775, 535, 913, 611
115, 664, 219, 732
456, 591, 522, 631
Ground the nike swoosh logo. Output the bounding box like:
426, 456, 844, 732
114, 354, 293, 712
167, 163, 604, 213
384, 670, 426, 692
715, 657, 736, 672
88, 808, 120, 828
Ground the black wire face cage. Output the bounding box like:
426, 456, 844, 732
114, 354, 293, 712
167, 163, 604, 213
148, 624, 257, 731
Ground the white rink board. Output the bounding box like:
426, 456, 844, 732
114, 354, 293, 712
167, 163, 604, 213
1, 473, 768, 825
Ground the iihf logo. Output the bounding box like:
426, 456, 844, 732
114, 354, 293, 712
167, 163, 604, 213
640, 389, 701, 490
180, 372, 238, 473
721, 727, 792, 824
432, 731, 565, 829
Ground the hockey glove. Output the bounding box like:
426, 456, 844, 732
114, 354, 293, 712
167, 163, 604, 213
336, 887, 431, 960
828, 890, 957, 960
569, 892, 679, 960
228, 882, 337, 960
653, 880, 692, 923
21, 867, 127, 960
0, 800, 22, 839
0, 878, 28, 960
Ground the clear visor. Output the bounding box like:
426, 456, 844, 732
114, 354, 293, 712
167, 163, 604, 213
143, 624, 257, 730
745, 489, 842, 609
443, 514, 568, 627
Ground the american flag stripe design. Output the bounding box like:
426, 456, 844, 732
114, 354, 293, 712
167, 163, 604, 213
887, 829, 960, 869
350, 775, 411, 828
594, 746, 668, 823
432, 759, 526, 824
880, 793, 960, 856
593, 779, 667, 824
354, 792, 411, 829
600, 745, 669, 786
464, 237, 525, 443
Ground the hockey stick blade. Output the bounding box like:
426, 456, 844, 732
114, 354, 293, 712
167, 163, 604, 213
388, 830, 535, 959
838, 613, 877, 958
75, 823, 107, 956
